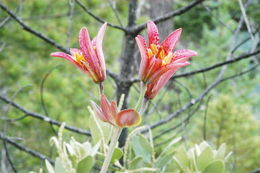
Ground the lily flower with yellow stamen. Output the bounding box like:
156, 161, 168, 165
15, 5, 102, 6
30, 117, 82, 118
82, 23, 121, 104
136, 21, 197, 99
50, 23, 107, 83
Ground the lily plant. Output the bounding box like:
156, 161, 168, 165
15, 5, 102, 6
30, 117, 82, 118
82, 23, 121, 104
50, 20, 197, 173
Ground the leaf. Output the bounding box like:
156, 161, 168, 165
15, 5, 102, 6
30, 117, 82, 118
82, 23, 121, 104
174, 147, 189, 170
76, 156, 95, 173
111, 148, 123, 163
215, 143, 226, 159
129, 157, 145, 169
131, 135, 153, 163
88, 111, 111, 145
197, 146, 214, 171
203, 160, 225, 173
155, 154, 173, 169
54, 158, 65, 173
45, 160, 55, 173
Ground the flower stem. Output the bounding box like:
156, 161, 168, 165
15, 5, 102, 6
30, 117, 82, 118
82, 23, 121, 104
100, 127, 122, 173
135, 82, 146, 111
98, 82, 104, 96
139, 97, 149, 115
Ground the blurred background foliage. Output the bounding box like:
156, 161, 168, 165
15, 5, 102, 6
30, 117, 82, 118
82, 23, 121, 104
0, 0, 259, 172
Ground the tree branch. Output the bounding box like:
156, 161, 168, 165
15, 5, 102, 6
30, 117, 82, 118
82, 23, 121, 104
172, 49, 260, 79
144, 64, 259, 131
75, 0, 127, 32
0, 95, 91, 136
0, 132, 54, 164
0, 3, 69, 53
133, 0, 204, 33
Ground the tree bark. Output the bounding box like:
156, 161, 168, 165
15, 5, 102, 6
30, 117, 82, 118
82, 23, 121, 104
117, 0, 138, 148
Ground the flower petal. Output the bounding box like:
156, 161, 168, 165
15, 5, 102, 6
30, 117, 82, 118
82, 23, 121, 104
100, 95, 117, 125
79, 27, 99, 74
147, 21, 160, 45
95, 23, 107, 68
50, 52, 74, 62
172, 49, 197, 61
161, 28, 182, 53
148, 62, 189, 84
116, 109, 141, 127
50, 52, 87, 72
143, 56, 162, 82
70, 48, 82, 55
145, 68, 176, 99
136, 35, 148, 79
91, 101, 108, 122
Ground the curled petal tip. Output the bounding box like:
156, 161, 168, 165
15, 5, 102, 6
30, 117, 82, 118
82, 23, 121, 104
79, 27, 88, 33
192, 50, 198, 56
176, 28, 182, 32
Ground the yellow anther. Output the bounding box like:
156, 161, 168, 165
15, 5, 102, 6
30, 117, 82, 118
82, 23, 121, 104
162, 52, 173, 65
159, 49, 166, 60
150, 44, 158, 54
147, 49, 153, 58
75, 53, 85, 64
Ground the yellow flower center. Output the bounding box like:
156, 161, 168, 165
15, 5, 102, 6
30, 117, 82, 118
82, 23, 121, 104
74, 52, 85, 65
147, 44, 173, 65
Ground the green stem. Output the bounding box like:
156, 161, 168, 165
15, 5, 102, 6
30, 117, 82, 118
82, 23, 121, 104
139, 97, 149, 115
134, 82, 146, 111
100, 127, 122, 173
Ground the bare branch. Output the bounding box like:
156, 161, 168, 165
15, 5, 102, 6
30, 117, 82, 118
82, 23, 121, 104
0, 132, 54, 164
2, 141, 17, 173
75, 0, 127, 32
66, 0, 75, 49
0, 95, 91, 136
145, 64, 259, 131
133, 0, 204, 33
0, 3, 69, 53
172, 49, 260, 79
107, 0, 123, 27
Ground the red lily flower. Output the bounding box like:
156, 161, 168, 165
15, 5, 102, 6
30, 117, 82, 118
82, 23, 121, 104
51, 23, 107, 83
136, 21, 197, 99
91, 95, 141, 128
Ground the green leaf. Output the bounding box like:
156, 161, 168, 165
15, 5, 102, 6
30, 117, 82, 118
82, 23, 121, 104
88, 115, 111, 145
197, 146, 214, 171
174, 147, 189, 171
76, 156, 95, 173
54, 158, 65, 173
216, 143, 226, 159
155, 154, 173, 169
45, 160, 55, 173
131, 135, 153, 163
203, 160, 225, 173
111, 148, 123, 163
129, 157, 145, 169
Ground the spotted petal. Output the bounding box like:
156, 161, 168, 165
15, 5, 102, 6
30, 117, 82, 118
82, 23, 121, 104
79, 27, 99, 73
147, 21, 160, 45
172, 49, 197, 61
161, 28, 182, 53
